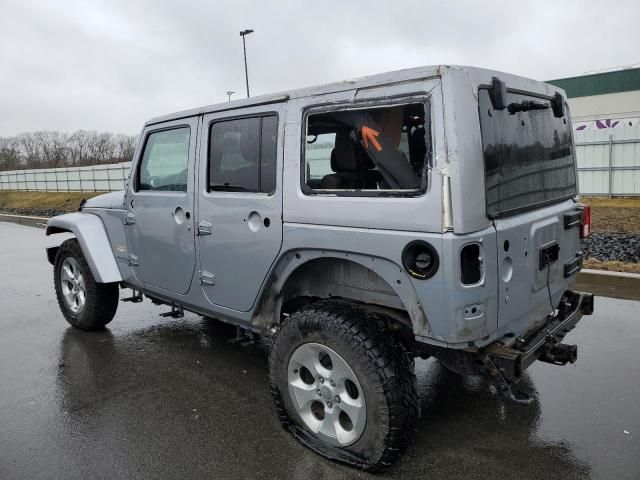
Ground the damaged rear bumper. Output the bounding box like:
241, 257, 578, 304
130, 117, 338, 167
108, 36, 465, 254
415, 290, 594, 404
485, 290, 594, 384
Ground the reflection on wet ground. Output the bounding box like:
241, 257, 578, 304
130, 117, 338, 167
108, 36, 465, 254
1, 222, 639, 479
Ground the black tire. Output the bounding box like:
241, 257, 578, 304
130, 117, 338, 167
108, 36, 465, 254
54, 238, 119, 330
269, 300, 419, 471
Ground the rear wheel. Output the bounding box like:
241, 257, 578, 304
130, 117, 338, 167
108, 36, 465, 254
54, 239, 119, 330
269, 300, 418, 471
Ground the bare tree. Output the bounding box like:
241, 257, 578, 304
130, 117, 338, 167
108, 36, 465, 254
0, 130, 137, 171
0, 137, 21, 171
114, 134, 136, 162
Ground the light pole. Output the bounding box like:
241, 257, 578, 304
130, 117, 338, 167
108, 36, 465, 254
226, 90, 235, 102
239, 29, 254, 98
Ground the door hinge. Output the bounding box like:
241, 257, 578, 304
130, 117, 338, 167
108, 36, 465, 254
127, 253, 139, 266
199, 270, 215, 285
125, 211, 136, 225
197, 220, 212, 236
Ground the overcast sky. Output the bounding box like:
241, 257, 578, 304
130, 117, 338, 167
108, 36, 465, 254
1, 0, 638, 136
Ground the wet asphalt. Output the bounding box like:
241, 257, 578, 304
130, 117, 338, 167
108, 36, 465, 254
0, 222, 639, 480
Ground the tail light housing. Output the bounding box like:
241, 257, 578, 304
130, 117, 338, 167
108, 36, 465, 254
580, 204, 591, 238
460, 243, 483, 285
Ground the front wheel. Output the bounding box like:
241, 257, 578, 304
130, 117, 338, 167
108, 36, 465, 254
54, 239, 119, 330
269, 300, 418, 471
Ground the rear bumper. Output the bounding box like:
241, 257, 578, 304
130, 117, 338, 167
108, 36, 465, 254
484, 290, 593, 382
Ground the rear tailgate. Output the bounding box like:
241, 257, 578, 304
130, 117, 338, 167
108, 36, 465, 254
494, 199, 583, 337
477, 82, 583, 337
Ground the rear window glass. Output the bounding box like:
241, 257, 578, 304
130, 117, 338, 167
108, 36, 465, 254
479, 89, 577, 217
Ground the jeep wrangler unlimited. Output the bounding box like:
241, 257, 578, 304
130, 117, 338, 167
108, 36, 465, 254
46, 65, 594, 471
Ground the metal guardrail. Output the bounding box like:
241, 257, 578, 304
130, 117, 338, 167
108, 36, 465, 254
0, 163, 130, 192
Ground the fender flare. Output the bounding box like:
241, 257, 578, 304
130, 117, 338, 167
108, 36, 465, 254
46, 212, 123, 283
254, 249, 429, 335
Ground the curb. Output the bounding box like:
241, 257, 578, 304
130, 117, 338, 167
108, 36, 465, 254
1, 214, 638, 301
576, 269, 640, 302
0, 213, 49, 229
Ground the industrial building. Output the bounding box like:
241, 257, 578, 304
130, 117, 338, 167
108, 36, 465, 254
548, 68, 640, 195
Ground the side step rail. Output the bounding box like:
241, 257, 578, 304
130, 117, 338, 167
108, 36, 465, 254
159, 304, 184, 318
122, 289, 143, 303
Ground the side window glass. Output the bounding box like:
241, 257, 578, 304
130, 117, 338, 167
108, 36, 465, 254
260, 115, 278, 194
138, 127, 190, 192
209, 115, 277, 193
303, 102, 429, 194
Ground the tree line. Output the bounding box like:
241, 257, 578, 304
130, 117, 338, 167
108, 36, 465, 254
0, 130, 137, 171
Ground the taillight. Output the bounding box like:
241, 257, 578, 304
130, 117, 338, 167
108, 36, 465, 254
580, 204, 591, 238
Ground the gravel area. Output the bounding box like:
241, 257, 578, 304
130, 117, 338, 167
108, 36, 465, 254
582, 233, 640, 263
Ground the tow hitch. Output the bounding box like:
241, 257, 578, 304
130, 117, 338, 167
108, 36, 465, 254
482, 290, 592, 405
539, 342, 577, 365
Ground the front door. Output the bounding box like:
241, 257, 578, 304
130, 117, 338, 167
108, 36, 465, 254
125, 117, 199, 294
197, 103, 285, 312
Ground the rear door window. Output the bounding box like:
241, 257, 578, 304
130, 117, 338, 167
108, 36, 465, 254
209, 115, 277, 193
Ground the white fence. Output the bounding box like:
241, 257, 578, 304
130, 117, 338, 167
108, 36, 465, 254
575, 122, 640, 196
0, 163, 130, 192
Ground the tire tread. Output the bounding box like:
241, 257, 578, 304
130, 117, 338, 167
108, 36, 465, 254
54, 238, 119, 330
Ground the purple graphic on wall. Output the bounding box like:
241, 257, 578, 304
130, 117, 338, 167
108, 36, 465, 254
595, 119, 620, 129
575, 118, 636, 131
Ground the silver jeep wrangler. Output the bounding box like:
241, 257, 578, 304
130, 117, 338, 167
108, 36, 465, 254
46, 65, 594, 471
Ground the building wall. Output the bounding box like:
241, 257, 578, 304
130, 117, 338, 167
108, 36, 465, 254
568, 90, 640, 123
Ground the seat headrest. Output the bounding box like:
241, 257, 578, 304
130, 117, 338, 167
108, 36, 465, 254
330, 131, 359, 172
330, 130, 374, 172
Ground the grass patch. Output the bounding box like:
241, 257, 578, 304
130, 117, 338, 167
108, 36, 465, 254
580, 196, 640, 209
0, 191, 104, 212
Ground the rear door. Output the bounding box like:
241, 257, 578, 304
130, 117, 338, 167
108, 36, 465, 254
196, 103, 285, 312
125, 118, 198, 294
478, 88, 583, 333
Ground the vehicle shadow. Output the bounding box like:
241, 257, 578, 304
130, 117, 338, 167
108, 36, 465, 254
55, 317, 590, 480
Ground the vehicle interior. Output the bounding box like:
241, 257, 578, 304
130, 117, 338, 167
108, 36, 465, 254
304, 103, 429, 192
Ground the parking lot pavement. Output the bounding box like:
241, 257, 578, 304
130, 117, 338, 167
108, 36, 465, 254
0, 222, 639, 480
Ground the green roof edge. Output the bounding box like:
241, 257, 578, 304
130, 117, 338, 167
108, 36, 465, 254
546, 68, 640, 98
